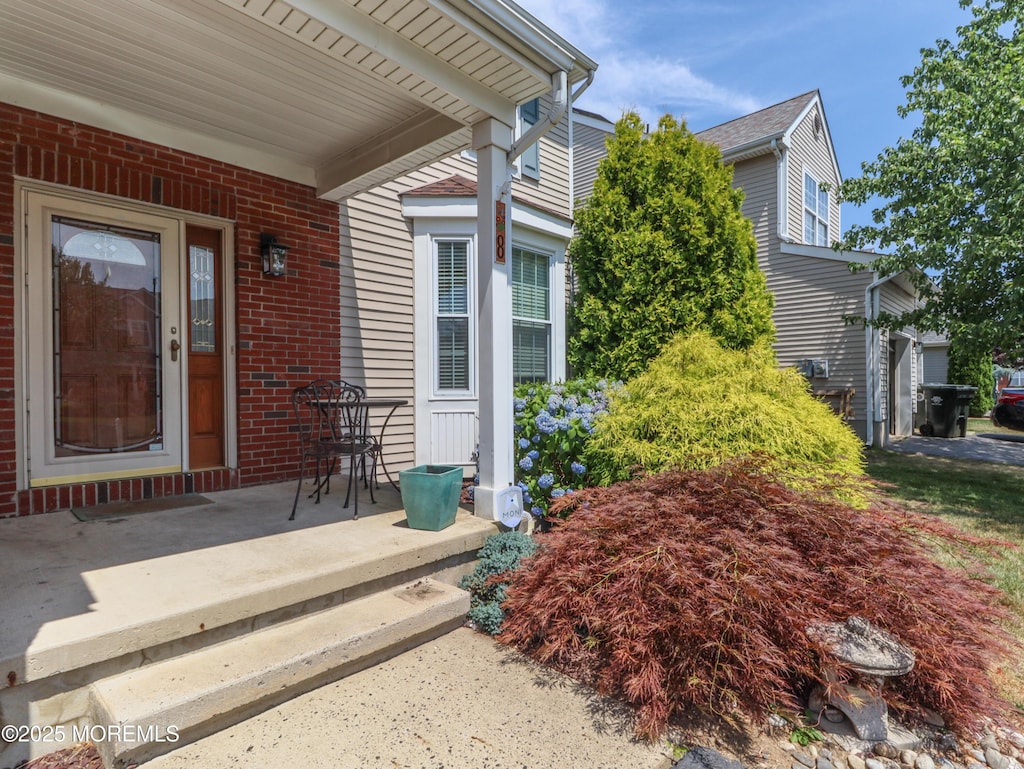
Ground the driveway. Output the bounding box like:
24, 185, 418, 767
884, 431, 1024, 466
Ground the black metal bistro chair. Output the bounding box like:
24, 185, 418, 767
289, 380, 377, 520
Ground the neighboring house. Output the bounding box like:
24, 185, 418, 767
572, 92, 919, 447
919, 331, 951, 384
0, 0, 596, 518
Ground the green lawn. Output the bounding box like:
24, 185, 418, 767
866, 450, 1024, 710
968, 416, 1021, 436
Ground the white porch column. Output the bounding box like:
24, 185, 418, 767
473, 117, 514, 519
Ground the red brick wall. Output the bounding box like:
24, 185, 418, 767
0, 104, 342, 516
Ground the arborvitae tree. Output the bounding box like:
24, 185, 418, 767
946, 337, 995, 416
568, 112, 774, 380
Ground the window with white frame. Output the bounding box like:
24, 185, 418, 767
518, 98, 540, 179
435, 239, 472, 392
803, 171, 830, 245
512, 245, 551, 383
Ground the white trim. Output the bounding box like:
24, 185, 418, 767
403, 196, 572, 239
780, 241, 874, 265
572, 109, 614, 133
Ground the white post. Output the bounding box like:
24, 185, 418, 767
473, 117, 514, 520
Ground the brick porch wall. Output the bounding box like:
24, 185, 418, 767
0, 104, 342, 516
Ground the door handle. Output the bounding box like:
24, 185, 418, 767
170, 339, 181, 362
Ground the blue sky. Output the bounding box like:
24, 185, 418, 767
516, 0, 973, 235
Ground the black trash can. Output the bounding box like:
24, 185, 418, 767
916, 384, 977, 438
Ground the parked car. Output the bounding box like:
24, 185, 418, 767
992, 387, 1024, 431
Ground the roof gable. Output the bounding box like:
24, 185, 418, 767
696, 91, 818, 155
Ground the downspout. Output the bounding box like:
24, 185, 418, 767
508, 68, 594, 163
864, 272, 900, 448
771, 138, 790, 242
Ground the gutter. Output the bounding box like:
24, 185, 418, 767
864, 272, 901, 448
508, 68, 595, 163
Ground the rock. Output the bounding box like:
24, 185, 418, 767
793, 751, 814, 768
986, 747, 1011, 769
673, 746, 745, 769
769, 714, 790, 729
971, 751, 988, 764
915, 755, 936, 769
921, 710, 946, 728
1008, 732, 1024, 751
807, 617, 915, 676
936, 734, 959, 753
816, 760, 836, 769
847, 755, 866, 769
874, 743, 900, 760
901, 750, 918, 765
981, 735, 1001, 753
866, 760, 885, 769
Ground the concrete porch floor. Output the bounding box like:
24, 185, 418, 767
0, 478, 493, 687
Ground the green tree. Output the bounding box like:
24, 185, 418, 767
946, 337, 995, 416
840, 0, 1024, 359
568, 113, 774, 380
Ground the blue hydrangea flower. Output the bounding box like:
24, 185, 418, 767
513, 397, 527, 413
518, 437, 531, 449
527, 449, 539, 460
550, 488, 565, 499
546, 394, 563, 412
518, 456, 533, 471
571, 461, 586, 475
555, 417, 570, 431
517, 480, 529, 491
531, 434, 541, 444
537, 473, 554, 489
535, 412, 557, 434
531, 506, 543, 516
523, 492, 532, 504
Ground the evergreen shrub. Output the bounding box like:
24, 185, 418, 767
458, 531, 539, 635
582, 332, 867, 502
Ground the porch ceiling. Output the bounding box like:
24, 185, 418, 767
0, 0, 592, 199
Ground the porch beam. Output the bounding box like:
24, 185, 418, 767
316, 110, 463, 198
472, 116, 514, 520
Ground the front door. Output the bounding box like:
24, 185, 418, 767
186, 225, 225, 468
24, 189, 184, 485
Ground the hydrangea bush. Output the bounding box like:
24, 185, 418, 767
513, 378, 619, 522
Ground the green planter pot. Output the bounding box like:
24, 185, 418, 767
398, 464, 463, 531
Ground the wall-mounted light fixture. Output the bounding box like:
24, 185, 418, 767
260, 233, 289, 277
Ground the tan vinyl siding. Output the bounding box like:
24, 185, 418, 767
340, 154, 475, 470
763, 251, 870, 436
572, 120, 610, 205
730, 154, 777, 268
514, 92, 572, 218
785, 104, 841, 245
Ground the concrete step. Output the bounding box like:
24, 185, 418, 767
88, 578, 468, 768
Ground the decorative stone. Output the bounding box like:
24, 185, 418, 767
901, 750, 918, 765
848, 755, 867, 769
874, 743, 900, 760
915, 755, 935, 769
985, 748, 1010, 769
816, 759, 836, 769
982, 735, 1001, 752
794, 751, 815, 767
865, 759, 885, 769
807, 617, 915, 677
673, 746, 745, 769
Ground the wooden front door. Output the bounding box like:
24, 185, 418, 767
186, 225, 225, 468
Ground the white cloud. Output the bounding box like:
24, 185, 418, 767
514, 0, 761, 129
